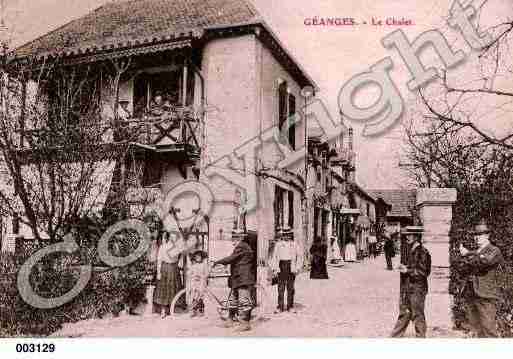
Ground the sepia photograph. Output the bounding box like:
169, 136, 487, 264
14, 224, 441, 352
0, 0, 512, 346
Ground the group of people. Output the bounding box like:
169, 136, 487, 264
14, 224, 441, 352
149, 227, 209, 319
147, 212, 504, 338
388, 219, 504, 338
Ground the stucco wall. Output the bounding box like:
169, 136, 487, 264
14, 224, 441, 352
257, 40, 306, 173
201, 35, 259, 242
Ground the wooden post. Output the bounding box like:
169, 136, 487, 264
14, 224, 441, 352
180, 62, 188, 142
19, 80, 27, 148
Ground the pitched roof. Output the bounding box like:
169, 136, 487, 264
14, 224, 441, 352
350, 182, 377, 204
15, 0, 261, 58
368, 189, 417, 218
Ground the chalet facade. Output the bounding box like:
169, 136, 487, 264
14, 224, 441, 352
1, 0, 307, 263
1, 0, 365, 272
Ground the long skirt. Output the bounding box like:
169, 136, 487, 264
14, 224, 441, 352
345, 243, 357, 262
153, 262, 183, 307
310, 255, 329, 279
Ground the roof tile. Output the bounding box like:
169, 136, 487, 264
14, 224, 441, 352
15, 0, 261, 58
368, 189, 417, 217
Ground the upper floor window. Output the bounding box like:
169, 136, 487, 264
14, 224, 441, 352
277, 80, 296, 150
288, 94, 296, 150
274, 185, 295, 232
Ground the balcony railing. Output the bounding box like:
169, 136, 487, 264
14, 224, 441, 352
17, 106, 202, 163
122, 106, 200, 153
330, 147, 355, 169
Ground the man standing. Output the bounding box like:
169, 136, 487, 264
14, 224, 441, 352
384, 235, 395, 270
390, 227, 432, 338
368, 233, 377, 259
213, 232, 255, 332
456, 220, 504, 338
270, 228, 303, 313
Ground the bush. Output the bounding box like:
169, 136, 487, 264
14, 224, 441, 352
0, 218, 148, 337
449, 189, 513, 337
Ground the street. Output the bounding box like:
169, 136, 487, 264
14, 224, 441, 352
52, 255, 461, 338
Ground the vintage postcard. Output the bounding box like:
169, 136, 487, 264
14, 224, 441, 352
0, 0, 512, 343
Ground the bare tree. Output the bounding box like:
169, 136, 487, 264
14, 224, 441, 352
0, 54, 136, 243
417, 9, 513, 150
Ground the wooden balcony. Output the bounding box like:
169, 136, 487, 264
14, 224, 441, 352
123, 106, 201, 163
16, 106, 201, 165
330, 147, 355, 170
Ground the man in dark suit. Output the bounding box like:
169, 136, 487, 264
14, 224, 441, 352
390, 227, 431, 338
384, 234, 395, 270
214, 232, 256, 332
456, 220, 504, 337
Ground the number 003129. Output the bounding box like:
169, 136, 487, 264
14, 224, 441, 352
15, 343, 56, 353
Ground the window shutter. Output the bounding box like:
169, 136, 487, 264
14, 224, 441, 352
278, 81, 288, 132
288, 94, 296, 150
288, 191, 294, 228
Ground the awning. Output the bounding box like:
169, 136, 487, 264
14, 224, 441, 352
339, 208, 360, 216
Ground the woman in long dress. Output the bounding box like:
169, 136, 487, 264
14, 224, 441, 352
309, 238, 329, 279
329, 237, 343, 264
153, 231, 185, 318
345, 239, 357, 262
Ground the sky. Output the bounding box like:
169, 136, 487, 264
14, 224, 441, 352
2, 0, 512, 190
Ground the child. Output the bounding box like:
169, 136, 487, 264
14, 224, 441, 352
188, 249, 209, 317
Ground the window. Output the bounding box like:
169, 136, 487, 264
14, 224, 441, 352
367, 203, 370, 217
288, 94, 296, 150
274, 185, 285, 231
277, 81, 296, 150
288, 191, 294, 228
278, 81, 288, 131
274, 185, 295, 231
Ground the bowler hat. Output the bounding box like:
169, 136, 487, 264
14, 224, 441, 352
472, 222, 491, 235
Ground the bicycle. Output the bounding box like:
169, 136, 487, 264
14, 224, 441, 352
170, 265, 271, 320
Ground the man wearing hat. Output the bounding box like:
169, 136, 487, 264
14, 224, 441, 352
390, 227, 432, 338
383, 232, 396, 270
213, 232, 255, 332
456, 220, 504, 337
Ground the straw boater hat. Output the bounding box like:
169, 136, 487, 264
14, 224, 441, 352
189, 249, 208, 261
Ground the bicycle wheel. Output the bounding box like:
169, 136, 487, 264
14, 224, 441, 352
170, 288, 224, 319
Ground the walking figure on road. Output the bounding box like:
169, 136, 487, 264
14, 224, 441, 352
270, 228, 302, 313
310, 237, 329, 279
368, 233, 377, 259
390, 227, 431, 338
384, 234, 395, 270
455, 220, 504, 338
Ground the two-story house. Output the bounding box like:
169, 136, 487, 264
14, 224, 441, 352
8, 0, 319, 270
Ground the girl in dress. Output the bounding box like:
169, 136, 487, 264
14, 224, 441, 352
187, 250, 209, 317
153, 231, 185, 318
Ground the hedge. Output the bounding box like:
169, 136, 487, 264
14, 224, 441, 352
0, 220, 148, 337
